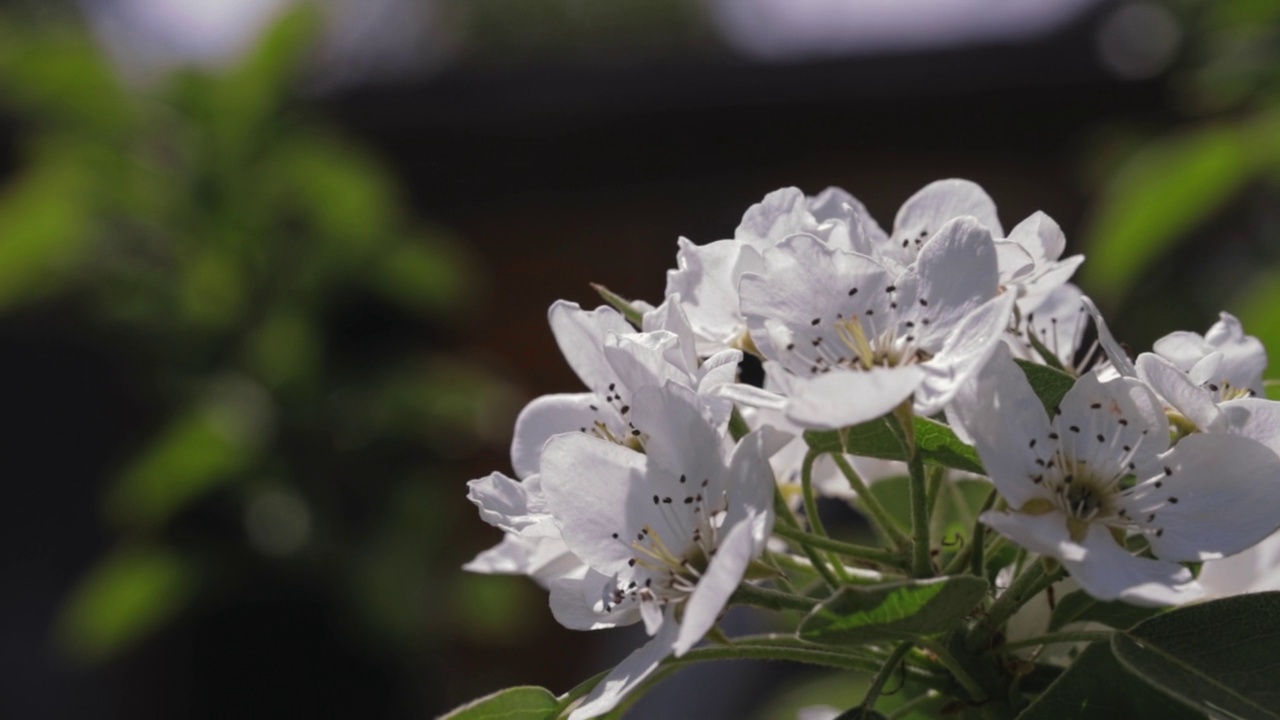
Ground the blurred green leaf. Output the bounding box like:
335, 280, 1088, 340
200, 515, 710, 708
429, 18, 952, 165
1111, 592, 1280, 720
246, 309, 322, 392
107, 380, 271, 528
372, 236, 474, 316
1082, 124, 1257, 306
0, 24, 132, 133
799, 576, 988, 645
274, 132, 396, 251
55, 545, 196, 662
440, 686, 559, 720
0, 161, 93, 308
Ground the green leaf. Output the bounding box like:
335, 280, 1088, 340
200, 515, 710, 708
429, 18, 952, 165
1111, 592, 1280, 720
106, 381, 272, 528
54, 546, 196, 663
591, 283, 645, 326
799, 576, 989, 645
804, 416, 983, 475
1081, 124, 1257, 306
1017, 643, 1205, 719
439, 686, 560, 720
1047, 589, 1161, 632
1013, 360, 1074, 414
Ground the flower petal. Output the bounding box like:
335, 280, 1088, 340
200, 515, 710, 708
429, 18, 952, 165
1135, 353, 1225, 432
464, 535, 584, 589
540, 433, 651, 574
549, 301, 636, 396
568, 614, 681, 720
980, 511, 1200, 606
1124, 432, 1280, 562
548, 567, 639, 629
893, 178, 1003, 255
740, 233, 894, 372
949, 345, 1052, 509
466, 471, 550, 535
785, 365, 924, 430
666, 237, 764, 355
512, 393, 608, 479
674, 512, 768, 655
1222, 397, 1280, 455
894, 216, 1000, 351
735, 187, 810, 249
916, 292, 1015, 416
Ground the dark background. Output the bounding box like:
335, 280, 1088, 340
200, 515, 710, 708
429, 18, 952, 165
3, 1, 1276, 717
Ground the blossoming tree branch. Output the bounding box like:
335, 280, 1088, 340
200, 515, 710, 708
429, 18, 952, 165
448, 180, 1280, 720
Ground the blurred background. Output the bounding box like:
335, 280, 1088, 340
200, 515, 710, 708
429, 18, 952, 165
4, 0, 1280, 718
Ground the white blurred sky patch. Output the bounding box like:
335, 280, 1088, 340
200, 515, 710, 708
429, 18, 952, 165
709, 0, 1103, 59
80, 0, 438, 85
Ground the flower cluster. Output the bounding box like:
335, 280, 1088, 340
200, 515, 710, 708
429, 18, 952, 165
463, 180, 1280, 719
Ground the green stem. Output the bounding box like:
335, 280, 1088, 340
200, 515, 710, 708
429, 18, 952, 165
940, 486, 995, 577
671, 644, 882, 673
772, 523, 902, 566
801, 449, 853, 583
887, 692, 947, 719
862, 641, 915, 713
925, 464, 945, 522
891, 406, 932, 577
915, 637, 988, 703
971, 559, 1064, 651
773, 489, 842, 589
830, 453, 911, 549
729, 583, 817, 613
997, 630, 1113, 653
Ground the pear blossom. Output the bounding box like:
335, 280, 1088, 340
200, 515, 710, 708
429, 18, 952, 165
1005, 284, 1128, 379
726, 215, 1014, 429
666, 187, 876, 355
462, 471, 587, 587
996, 212, 1084, 312
954, 346, 1280, 605
540, 382, 777, 719
1133, 313, 1280, 455
1199, 528, 1280, 597
510, 299, 741, 479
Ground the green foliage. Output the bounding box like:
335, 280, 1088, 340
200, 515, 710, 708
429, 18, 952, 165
0, 8, 509, 668
1111, 592, 1280, 720
1081, 124, 1258, 306
439, 686, 560, 720
106, 382, 269, 529
1013, 360, 1074, 413
804, 416, 984, 475
55, 546, 196, 662
799, 576, 988, 645
1016, 643, 1206, 719
1047, 589, 1162, 632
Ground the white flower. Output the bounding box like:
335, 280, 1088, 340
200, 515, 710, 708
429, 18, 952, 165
665, 187, 875, 355
997, 211, 1084, 312
872, 179, 1005, 270
462, 471, 585, 588
1199, 527, 1280, 598
953, 345, 1280, 606
1134, 313, 1280, 455
540, 382, 776, 719
1005, 284, 1127, 379
510, 299, 741, 479
729, 216, 1014, 429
